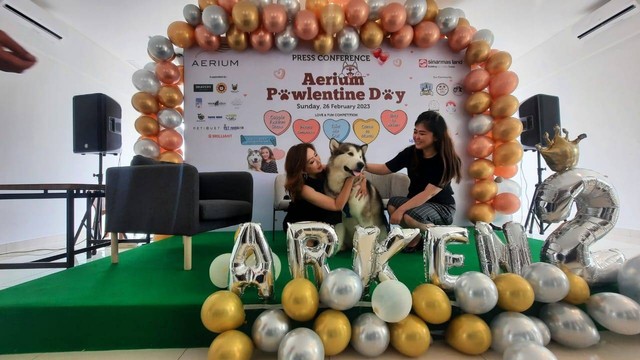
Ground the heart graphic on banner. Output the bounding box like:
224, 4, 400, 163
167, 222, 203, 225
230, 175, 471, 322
272, 148, 286, 160
381, 110, 408, 135
293, 118, 321, 143
353, 118, 380, 144
322, 119, 350, 142
264, 110, 291, 135
274, 68, 285, 79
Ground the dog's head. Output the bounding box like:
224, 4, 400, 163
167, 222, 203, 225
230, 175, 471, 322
247, 149, 261, 166
328, 138, 368, 177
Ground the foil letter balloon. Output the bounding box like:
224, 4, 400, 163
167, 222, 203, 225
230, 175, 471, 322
537, 168, 624, 284
286, 221, 337, 287
352, 226, 380, 288
229, 222, 274, 299
374, 227, 420, 283
476, 221, 533, 278
425, 226, 469, 290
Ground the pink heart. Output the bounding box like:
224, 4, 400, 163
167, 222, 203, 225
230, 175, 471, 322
272, 148, 285, 160
381, 110, 408, 135
274, 68, 285, 79
293, 119, 321, 143
263, 110, 292, 135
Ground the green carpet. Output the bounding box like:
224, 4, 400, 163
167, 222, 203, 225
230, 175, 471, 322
0, 229, 543, 354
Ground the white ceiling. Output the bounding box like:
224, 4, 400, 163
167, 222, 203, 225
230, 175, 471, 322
31, 0, 608, 69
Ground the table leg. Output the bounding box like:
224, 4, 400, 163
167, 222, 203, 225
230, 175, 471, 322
66, 190, 74, 268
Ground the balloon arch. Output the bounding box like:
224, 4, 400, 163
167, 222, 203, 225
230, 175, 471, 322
130, 0, 524, 224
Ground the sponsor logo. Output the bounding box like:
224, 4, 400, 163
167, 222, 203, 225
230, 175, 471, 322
420, 82, 433, 96
216, 83, 227, 93
453, 84, 464, 96
436, 83, 449, 96
194, 84, 213, 92
231, 84, 239, 93
195, 98, 202, 108
207, 115, 224, 120
225, 114, 238, 121
197, 113, 205, 122
207, 100, 227, 107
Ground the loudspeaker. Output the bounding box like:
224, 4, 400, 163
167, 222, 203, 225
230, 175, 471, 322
73, 93, 122, 154
519, 94, 561, 148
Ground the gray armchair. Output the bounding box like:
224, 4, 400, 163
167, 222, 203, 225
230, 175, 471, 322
105, 159, 253, 270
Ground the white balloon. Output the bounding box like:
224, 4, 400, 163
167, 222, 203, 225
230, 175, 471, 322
468, 114, 493, 135
472, 29, 495, 47
209, 253, 231, 288
133, 138, 160, 158
503, 342, 557, 360
371, 280, 412, 323
496, 177, 522, 196
522, 263, 570, 303
157, 108, 183, 129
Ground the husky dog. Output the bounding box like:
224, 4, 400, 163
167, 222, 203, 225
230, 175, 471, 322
247, 149, 261, 170
325, 138, 389, 250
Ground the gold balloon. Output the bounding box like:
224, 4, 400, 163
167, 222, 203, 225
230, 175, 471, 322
226, 25, 248, 51
490, 95, 519, 118
562, 269, 591, 305
467, 203, 495, 223
200, 290, 245, 333
493, 273, 535, 312
131, 92, 159, 114
313, 32, 334, 55
457, 17, 470, 27
485, 51, 513, 74
464, 91, 492, 114
157, 85, 184, 108
445, 314, 491, 355
360, 21, 384, 49
492, 117, 523, 142
208, 330, 253, 360
199, 0, 218, 10
390, 314, 431, 357
320, 4, 345, 34
412, 284, 452, 324
232, 0, 260, 33
134, 115, 159, 136
281, 278, 318, 321
471, 179, 498, 202
468, 159, 495, 180
464, 40, 491, 66
306, 0, 328, 17
158, 150, 184, 163
167, 21, 196, 49
424, 0, 438, 21
313, 309, 351, 356
493, 140, 524, 166
537, 126, 587, 172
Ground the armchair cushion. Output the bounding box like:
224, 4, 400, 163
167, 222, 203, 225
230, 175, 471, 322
200, 200, 253, 221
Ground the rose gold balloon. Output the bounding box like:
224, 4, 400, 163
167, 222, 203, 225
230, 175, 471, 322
155, 61, 181, 85
468, 203, 496, 223
467, 135, 494, 159
199, 0, 217, 10
485, 51, 512, 74
492, 117, 523, 142
344, 0, 369, 27
465, 40, 491, 66
390, 24, 414, 49
425, 0, 438, 21
131, 92, 159, 114
413, 21, 440, 49
157, 85, 184, 108
471, 179, 498, 203
232, 0, 260, 32
463, 68, 490, 93
262, 3, 288, 33
313, 32, 334, 54
158, 129, 184, 151
320, 4, 345, 35
359, 21, 384, 49
494, 165, 518, 179
447, 25, 474, 53
493, 140, 523, 166
250, 27, 274, 53
464, 91, 492, 114
167, 21, 196, 49
492, 193, 521, 214
195, 24, 221, 50
294, 10, 320, 41
226, 25, 248, 51
380, 2, 407, 33
468, 158, 495, 180
490, 94, 519, 118
158, 150, 184, 163
489, 71, 519, 98
457, 17, 470, 27
218, 0, 238, 14
306, 0, 329, 17
134, 115, 159, 136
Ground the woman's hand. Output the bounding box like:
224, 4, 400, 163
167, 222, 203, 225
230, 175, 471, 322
0, 30, 36, 73
355, 175, 368, 199
390, 208, 405, 224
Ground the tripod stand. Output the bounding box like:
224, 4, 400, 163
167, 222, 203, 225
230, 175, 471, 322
74, 153, 107, 258
524, 148, 552, 235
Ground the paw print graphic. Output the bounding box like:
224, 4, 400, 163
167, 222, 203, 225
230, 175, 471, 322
279, 89, 290, 100
383, 89, 393, 100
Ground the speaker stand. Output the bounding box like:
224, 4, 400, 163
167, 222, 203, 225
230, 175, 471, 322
524, 148, 552, 235
75, 153, 107, 258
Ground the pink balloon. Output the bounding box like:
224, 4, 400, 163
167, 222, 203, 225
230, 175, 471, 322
447, 25, 474, 53
467, 135, 494, 158
194, 24, 220, 51
489, 71, 519, 98
413, 21, 440, 49
345, 0, 369, 27
463, 68, 491, 93
262, 4, 288, 33
158, 129, 183, 151
294, 10, 320, 41
155, 61, 180, 85
380, 2, 407, 33
250, 27, 273, 53
492, 192, 521, 214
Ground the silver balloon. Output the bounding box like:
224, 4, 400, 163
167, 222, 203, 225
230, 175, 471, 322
503, 342, 558, 360
404, 0, 427, 26
352, 226, 379, 288
351, 312, 390, 357
618, 254, 640, 303
337, 27, 360, 54
131, 69, 160, 95
529, 316, 551, 346
538, 168, 625, 285
367, 0, 385, 21
454, 271, 498, 314
472, 29, 494, 47
424, 226, 468, 290
147, 35, 175, 62
539, 302, 600, 348
490, 312, 543, 354
157, 108, 183, 129
319, 268, 363, 310
521, 262, 569, 303
229, 222, 274, 299
278, 327, 324, 360
275, 25, 299, 53
249, 0, 272, 10
252, 309, 290, 352
286, 221, 338, 287
143, 61, 157, 73
277, 0, 300, 21
201, 5, 230, 36
468, 114, 493, 135
183, 4, 202, 26
586, 292, 640, 335
435, 7, 459, 34
133, 138, 160, 158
